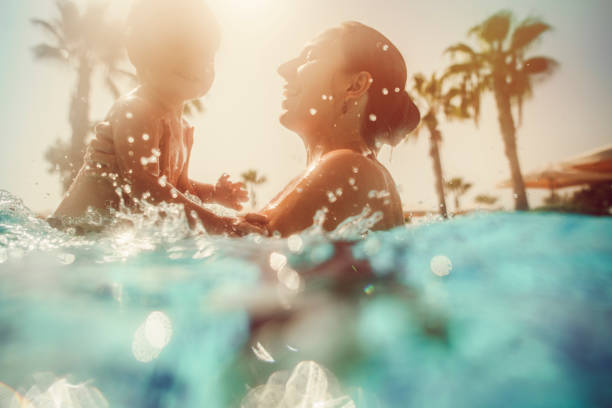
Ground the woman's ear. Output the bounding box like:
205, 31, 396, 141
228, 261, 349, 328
345, 71, 373, 100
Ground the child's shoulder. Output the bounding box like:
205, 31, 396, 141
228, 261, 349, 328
106, 92, 161, 125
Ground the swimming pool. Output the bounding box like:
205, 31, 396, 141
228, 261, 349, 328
1, 189, 611, 407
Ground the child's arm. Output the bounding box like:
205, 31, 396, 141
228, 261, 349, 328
109, 98, 246, 235
188, 176, 248, 210
177, 125, 248, 210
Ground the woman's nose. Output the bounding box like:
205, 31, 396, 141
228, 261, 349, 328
277, 59, 297, 79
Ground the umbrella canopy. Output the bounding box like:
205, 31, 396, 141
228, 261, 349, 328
498, 165, 612, 190
560, 144, 612, 173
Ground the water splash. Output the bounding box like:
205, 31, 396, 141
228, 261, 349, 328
241, 361, 355, 408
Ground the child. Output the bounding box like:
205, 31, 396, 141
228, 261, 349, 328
52, 0, 261, 235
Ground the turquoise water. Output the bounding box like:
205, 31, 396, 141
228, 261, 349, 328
1, 189, 611, 407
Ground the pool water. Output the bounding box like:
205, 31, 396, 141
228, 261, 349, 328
1, 189, 611, 407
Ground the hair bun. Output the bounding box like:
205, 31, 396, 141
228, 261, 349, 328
378, 90, 420, 147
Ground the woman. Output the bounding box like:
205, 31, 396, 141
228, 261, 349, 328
256, 22, 420, 236
87, 22, 419, 236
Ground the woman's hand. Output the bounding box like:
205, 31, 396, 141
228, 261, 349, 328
232, 213, 269, 236
213, 174, 248, 211
85, 122, 118, 174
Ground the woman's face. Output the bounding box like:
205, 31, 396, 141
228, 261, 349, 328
278, 29, 348, 134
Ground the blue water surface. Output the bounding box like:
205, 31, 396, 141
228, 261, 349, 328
0, 190, 611, 407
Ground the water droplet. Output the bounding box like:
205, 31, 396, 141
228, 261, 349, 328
145, 311, 173, 349
364, 284, 375, 295
269, 252, 287, 271
123, 184, 132, 194
127, 136, 134, 144
170, 189, 178, 198
348, 177, 356, 186
128, 151, 134, 157
382, 44, 389, 51
142, 133, 150, 141
327, 191, 337, 203
57, 254, 76, 265
140, 157, 148, 166
394, 87, 401, 93
369, 114, 377, 122
251, 342, 275, 363
126, 112, 133, 119
158, 175, 168, 187
430, 255, 452, 276
296, 187, 303, 193
335, 188, 343, 196
321, 94, 328, 100
309, 108, 318, 116
287, 235, 303, 253
328, 95, 334, 101
382, 88, 389, 95
352, 167, 359, 174
152, 148, 161, 157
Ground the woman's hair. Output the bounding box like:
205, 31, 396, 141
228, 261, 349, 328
339, 22, 420, 148
126, 0, 220, 73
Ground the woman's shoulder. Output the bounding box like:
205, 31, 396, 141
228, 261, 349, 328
320, 149, 377, 169
318, 149, 383, 180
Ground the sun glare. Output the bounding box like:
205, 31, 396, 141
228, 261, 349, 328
212, 0, 271, 15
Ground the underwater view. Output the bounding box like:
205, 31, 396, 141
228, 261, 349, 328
2, 0, 612, 407
1, 190, 611, 407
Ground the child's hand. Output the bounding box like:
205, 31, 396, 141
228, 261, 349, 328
214, 174, 248, 211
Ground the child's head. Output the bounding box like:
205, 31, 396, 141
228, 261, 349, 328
127, 0, 220, 100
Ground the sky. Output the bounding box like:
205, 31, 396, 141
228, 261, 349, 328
1, 0, 611, 215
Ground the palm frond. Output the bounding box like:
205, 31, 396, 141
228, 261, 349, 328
56, 0, 80, 42
31, 44, 68, 62
510, 20, 552, 51
523, 56, 559, 76
190, 99, 204, 112
30, 18, 63, 45
473, 10, 513, 45
444, 42, 477, 59
413, 73, 426, 95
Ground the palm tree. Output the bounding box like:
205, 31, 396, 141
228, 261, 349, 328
241, 170, 267, 209
32, 0, 133, 192
445, 177, 473, 212
474, 194, 499, 207
411, 73, 451, 218
444, 11, 558, 211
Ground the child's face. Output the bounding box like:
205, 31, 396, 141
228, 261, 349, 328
145, 41, 217, 102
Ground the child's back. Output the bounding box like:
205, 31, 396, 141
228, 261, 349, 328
53, 89, 192, 220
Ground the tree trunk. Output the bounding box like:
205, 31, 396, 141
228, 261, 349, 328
65, 56, 92, 191
492, 76, 529, 211
426, 123, 448, 218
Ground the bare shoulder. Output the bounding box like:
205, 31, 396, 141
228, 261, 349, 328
107, 94, 158, 125
317, 149, 382, 180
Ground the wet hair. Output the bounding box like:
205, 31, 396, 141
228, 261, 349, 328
126, 0, 220, 73
339, 22, 420, 148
